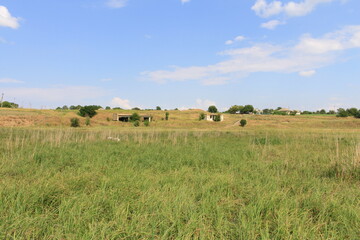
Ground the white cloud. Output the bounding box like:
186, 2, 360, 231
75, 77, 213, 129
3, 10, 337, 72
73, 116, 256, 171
225, 35, 245, 45
142, 26, 360, 85
195, 99, 216, 110
106, 0, 128, 8
0, 6, 20, 29
0, 78, 24, 83
295, 26, 360, 54
261, 20, 285, 29
110, 97, 131, 109
181, 0, 191, 3
299, 70, 316, 77
252, 0, 337, 18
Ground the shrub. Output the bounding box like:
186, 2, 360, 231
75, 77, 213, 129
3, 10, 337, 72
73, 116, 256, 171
85, 117, 91, 126
213, 114, 222, 122
144, 120, 150, 127
165, 112, 169, 120
78, 106, 98, 118
240, 119, 247, 127
199, 113, 206, 120
106, 117, 111, 121
70, 118, 80, 127
133, 120, 140, 127
208, 105, 218, 113
130, 113, 140, 122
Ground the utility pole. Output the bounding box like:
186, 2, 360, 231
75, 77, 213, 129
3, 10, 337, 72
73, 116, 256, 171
0, 93, 4, 108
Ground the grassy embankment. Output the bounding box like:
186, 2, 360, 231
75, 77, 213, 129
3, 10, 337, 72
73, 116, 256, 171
1, 122, 360, 239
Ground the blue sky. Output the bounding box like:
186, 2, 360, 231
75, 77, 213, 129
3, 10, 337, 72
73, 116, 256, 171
1, 0, 359, 110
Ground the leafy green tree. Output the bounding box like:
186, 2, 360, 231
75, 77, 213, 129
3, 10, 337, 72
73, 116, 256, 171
1, 101, 18, 108
156, 106, 161, 110
337, 108, 349, 118
130, 113, 140, 122
262, 109, 272, 115
240, 119, 247, 127
347, 108, 358, 116
319, 109, 326, 114
105, 106, 111, 110
132, 107, 141, 110
78, 106, 98, 118
227, 105, 243, 114
241, 105, 254, 114
208, 105, 218, 113
355, 111, 360, 118
328, 110, 336, 114
62, 105, 69, 110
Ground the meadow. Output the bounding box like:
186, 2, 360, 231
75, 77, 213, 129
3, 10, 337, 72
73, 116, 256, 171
1, 109, 360, 239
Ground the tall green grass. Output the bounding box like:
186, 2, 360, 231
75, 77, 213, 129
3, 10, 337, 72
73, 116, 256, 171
0, 128, 359, 239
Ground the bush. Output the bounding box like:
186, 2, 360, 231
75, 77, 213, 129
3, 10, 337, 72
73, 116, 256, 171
70, 118, 80, 127
199, 113, 206, 120
106, 117, 111, 121
240, 119, 247, 127
208, 105, 218, 113
78, 106, 98, 118
130, 113, 140, 122
133, 120, 140, 127
85, 117, 91, 126
165, 112, 169, 120
144, 120, 150, 127
213, 114, 222, 122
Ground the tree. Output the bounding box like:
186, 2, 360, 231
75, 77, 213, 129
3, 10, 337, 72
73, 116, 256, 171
199, 113, 206, 120
328, 110, 336, 114
78, 106, 98, 118
355, 111, 360, 118
165, 112, 169, 120
347, 108, 358, 116
262, 109, 272, 115
319, 109, 326, 114
156, 106, 161, 110
227, 105, 243, 114
240, 119, 247, 127
130, 113, 140, 122
241, 105, 254, 114
62, 105, 69, 110
105, 106, 111, 110
1, 101, 18, 108
208, 105, 218, 113
336, 108, 349, 118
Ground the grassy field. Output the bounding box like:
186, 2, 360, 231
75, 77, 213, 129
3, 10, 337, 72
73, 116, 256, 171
1, 109, 360, 239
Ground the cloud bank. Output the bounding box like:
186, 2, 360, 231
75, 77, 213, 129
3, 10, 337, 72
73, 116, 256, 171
142, 26, 360, 85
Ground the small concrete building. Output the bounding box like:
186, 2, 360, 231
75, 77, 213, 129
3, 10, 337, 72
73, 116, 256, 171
206, 114, 224, 122
112, 113, 152, 122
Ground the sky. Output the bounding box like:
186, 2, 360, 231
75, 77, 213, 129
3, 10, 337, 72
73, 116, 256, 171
1, 0, 360, 111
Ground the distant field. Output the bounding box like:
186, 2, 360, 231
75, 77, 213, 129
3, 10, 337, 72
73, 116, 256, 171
0, 109, 360, 239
